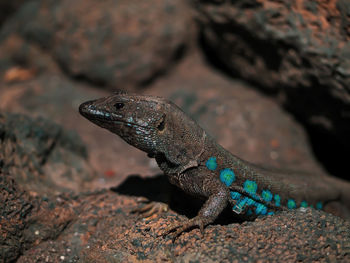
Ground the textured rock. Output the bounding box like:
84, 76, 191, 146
0, 0, 194, 89
0, 112, 95, 195
14, 187, 350, 263
0, 171, 79, 262
2, 165, 350, 262
196, 0, 350, 174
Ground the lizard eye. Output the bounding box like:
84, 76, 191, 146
114, 103, 124, 110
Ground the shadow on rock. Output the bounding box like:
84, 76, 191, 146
111, 174, 240, 225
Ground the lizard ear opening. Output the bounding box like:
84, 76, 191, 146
157, 116, 165, 131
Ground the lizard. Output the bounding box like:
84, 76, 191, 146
79, 91, 350, 239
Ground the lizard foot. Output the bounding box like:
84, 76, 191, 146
132, 197, 169, 218
161, 216, 206, 242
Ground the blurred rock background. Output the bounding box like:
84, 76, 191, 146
0, 0, 349, 262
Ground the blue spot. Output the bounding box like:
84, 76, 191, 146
230, 191, 241, 200
300, 201, 308, 208
220, 168, 235, 187
255, 203, 267, 215
245, 197, 256, 206
287, 199, 296, 209
274, 194, 281, 207
316, 202, 323, 210
247, 209, 253, 216
243, 180, 258, 194
206, 157, 217, 171
261, 190, 273, 202
267, 211, 274, 215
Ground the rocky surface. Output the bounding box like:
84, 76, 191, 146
0, 112, 95, 196
0, 0, 350, 262
2, 167, 349, 262
0, 171, 82, 262
0, 0, 194, 89
196, 0, 350, 176
10, 185, 350, 262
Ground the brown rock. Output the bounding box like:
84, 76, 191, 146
0, 112, 95, 195
0, 0, 195, 89
0, 171, 78, 262
196, 0, 350, 174
13, 188, 350, 262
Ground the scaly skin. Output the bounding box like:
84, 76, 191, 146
79, 92, 350, 239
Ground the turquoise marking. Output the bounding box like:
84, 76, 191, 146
267, 211, 274, 215
230, 191, 241, 200
261, 190, 273, 202
287, 199, 296, 209
300, 201, 308, 208
255, 203, 267, 215
233, 197, 256, 214
219, 168, 235, 187
236, 198, 248, 209
316, 201, 323, 210
245, 197, 256, 206
243, 180, 258, 194
274, 194, 281, 207
206, 157, 217, 171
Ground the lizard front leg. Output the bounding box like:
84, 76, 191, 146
163, 173, 230, 240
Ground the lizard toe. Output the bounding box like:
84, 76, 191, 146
132, 200, 169, 218
161, 216, 207, 242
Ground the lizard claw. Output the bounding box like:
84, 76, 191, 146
161, 216, 206, 242
132, 197, 169, 218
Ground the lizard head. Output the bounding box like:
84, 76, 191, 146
79, 92, 205, 168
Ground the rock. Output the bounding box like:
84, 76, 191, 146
2, 165, 350, 262
13, 186, 350, 262
0, 0, 194, 89
196, 0, 350, 175
0, 0, 28, 25
0, 171, 79, 262
0, 112, 95, 195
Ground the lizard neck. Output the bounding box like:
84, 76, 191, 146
155, 131, 206, 175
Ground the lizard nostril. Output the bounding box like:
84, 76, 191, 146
88, 104, 96, 110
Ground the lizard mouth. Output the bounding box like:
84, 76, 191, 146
79, 101, 150, 129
